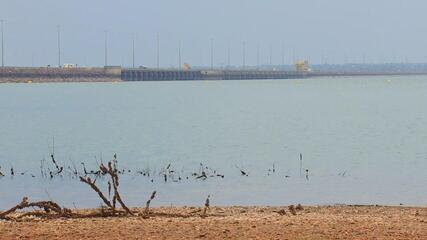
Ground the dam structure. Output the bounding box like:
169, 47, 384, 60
121, 68, 307, 81
2, 65, 427, 83
0, 66, 307, 83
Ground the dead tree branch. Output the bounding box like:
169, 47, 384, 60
144, 191, 157, 215
79, 176, 113, 210
0, 197, 72, 220
79, 157, 132, 216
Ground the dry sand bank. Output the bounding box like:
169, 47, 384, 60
1, 205, 427, 239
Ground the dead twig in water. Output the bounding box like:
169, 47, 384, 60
79, 176, 113, 210
79, 156, 133, 216
144, 191, 157, 216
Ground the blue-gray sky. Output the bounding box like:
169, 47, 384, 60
1, 0, 426, 67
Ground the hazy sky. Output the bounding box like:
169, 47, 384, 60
1, 0, 426, 67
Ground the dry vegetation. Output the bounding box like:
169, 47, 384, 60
1, 154, 427, 239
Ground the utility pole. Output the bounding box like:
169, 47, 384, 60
292, 48, 296, 64
281, 42, 285, 66
57, 25, 61, 67
242, 41, 246, 69
210, 38, 214, 70
227, 41, 230, 68
104, 31, 108, 67
257, 43, 260, 69
1, 19, 4, 67
132, 34, 135, 68
156, 35, 160, 69
178, 40, 182, 70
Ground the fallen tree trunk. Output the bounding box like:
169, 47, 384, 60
0, 197, 72, 220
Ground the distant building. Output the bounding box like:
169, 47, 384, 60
63, 64, 77, 68
295, 60, 311, 72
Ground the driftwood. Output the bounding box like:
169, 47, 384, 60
79, 176, 113, 210
144, 191, 157, 216
0, 197, 226, 221
0, 197, 72, 220
79, 157, 133, 216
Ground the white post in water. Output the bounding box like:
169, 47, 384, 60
299, 153, 303, 178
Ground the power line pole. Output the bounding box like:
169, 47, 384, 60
210, 38, 214, 70
292, 48, 296, 64
156, 35, 160, 69
57, 25, 61, 67
227, 41, 230, 68
132, 34, 135, 68
281, 42, 285, 66
1, 19, 4, 67
242, 41, 246, 69
104, 31, 108, 67
178, 40, 182, 70
257, 43, 260, 69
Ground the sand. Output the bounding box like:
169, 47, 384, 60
1, 205, 427, 239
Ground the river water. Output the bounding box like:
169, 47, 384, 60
0, 76, 426, 209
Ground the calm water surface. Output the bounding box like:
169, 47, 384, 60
0, 76, 427, 208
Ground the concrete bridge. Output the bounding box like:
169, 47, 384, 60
201, 70, 307, 80
121, 68, 307, 81
4, 66, 426, 83
122, 69, 203, 81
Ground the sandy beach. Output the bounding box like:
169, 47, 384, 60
1, 205, 426, 239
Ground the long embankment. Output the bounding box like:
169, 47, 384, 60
2, 66, 427, 83
0, 67, 121, 83
0, 67, 307, 83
